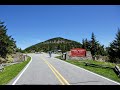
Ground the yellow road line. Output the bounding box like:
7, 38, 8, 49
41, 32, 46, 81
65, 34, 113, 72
49, 63, 70, 85
44, 60, 65, 85
40, 57, 70, 85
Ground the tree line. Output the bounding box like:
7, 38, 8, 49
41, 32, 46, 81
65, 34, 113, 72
82, 32, 107, 60
82, 29, 120, 63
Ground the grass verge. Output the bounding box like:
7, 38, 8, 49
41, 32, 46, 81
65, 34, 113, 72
55, 56, 120, 83
0, 56, 31, 85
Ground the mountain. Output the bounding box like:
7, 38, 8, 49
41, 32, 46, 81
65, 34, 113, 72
24, 37, 82, 53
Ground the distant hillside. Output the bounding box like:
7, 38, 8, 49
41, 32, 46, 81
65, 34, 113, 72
24, 37, 82, 53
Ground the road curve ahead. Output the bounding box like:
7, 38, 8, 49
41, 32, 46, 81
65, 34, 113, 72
8, 53, 120, 85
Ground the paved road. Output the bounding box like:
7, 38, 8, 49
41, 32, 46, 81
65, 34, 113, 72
8, 53, 120, 85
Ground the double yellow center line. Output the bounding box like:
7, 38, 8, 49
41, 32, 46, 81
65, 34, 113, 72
40, 57, 70, 85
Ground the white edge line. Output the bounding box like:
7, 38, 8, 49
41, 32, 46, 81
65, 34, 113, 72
12, 56, 32, 85
54, 58, 120, 85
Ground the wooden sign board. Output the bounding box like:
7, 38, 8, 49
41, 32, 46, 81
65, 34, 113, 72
70, 48, 86, 57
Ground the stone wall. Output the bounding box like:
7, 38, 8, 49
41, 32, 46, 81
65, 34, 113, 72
95, 55, 109, 62
12, 53, 25, 62
63, 51, 92, 60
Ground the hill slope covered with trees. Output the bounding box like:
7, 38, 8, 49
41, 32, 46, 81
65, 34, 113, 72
24, 37, 82, 53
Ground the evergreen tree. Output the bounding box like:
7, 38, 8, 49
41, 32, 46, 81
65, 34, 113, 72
82, 39, 85, 49
108, 29, 120, 63
82, 38, 91, 51
0, 20, 16, 58
85, 38, 91, 51
90, 32, 98, 60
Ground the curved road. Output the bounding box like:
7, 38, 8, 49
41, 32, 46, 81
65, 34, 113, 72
8, 53, 120, 85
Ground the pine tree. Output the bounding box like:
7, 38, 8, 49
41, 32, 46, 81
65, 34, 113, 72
0, 20, 16, 59
108, 29, 120, 63
90, 32, 98, 60
82, 39, 85, 49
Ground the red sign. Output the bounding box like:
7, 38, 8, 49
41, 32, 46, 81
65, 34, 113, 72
70, 48, 86, 57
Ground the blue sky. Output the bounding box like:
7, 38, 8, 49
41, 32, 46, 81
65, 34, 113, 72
0, 5, 120, 49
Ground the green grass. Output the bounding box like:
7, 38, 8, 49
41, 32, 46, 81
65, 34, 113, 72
0, 56, 31, 85
66, 60, 120, 83
55, 56, 120, 83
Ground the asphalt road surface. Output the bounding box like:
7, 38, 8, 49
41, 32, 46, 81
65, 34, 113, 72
8, 53, 120, 85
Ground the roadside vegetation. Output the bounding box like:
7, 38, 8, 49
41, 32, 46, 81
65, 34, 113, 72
55, 56, 120, 83
0, 20, 25, 64
0, 20, 16, 63
66, 60, 120, 83
0, 56, 31, 85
